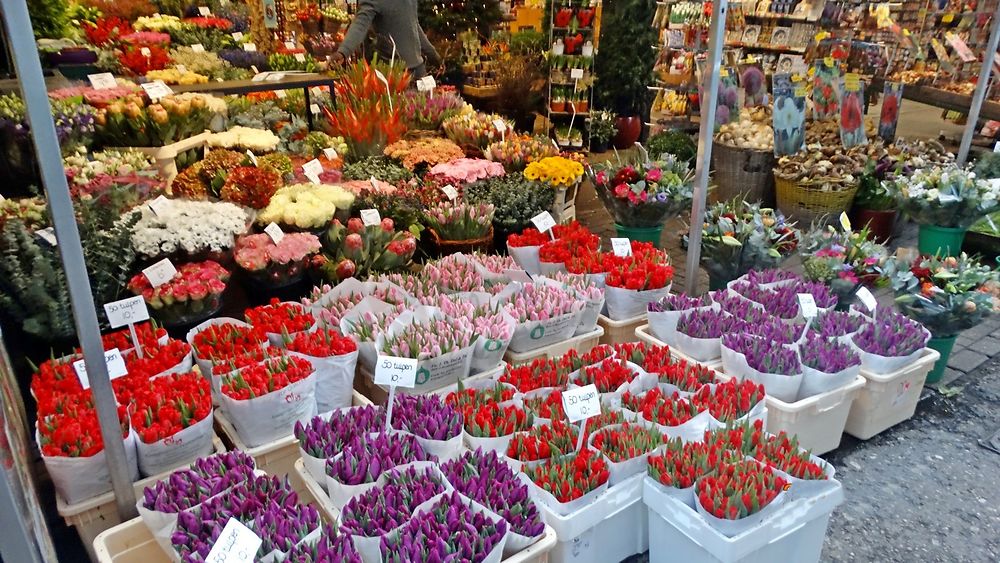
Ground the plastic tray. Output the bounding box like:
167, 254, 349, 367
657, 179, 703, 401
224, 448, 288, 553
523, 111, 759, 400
762, 375, 866, 455
504, 327, 603, 365
356, 362, 506, 405
597, 313, 647, 345
635, 324, 724, 372
644, 475, 843, 563
58, 434, 225, 562
845, 348, 939, 440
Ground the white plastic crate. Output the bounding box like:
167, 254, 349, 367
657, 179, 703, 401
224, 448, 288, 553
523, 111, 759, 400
763, 375, 866, 455
635, 324, 724, 372
504, 326, 603, 365
846, 348, 939, 440
535, 473, 648, 563
644, 476, 844, 563
58, 435, 225, 562
356, 362, 506, 404
597, 313, 647, 345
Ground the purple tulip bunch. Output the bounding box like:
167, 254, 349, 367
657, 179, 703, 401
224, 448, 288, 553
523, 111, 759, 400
341, 466, 448, 538
380, 491, 509, 562
284, 524, 363, 562
800, 333, 861, 373
423, 260, 485, 293
732, 282, 800, 320
677, 309, 745, 339
745, 269, 801, 285
326, 433, 436, 486
711, 290, 758, 319
722, 334, 801, 375
852, 315, 928, 357
810, 311, 865, 338
172, 476, 319, 561
142, 452, 256, 513
648, 293, 712, 313
382, 318, 476, 358
294, 406, 386, 459
504, 283, 579, 322
390, 395, 464, 441
744, 316, 805, 345
783, 280, 838, 309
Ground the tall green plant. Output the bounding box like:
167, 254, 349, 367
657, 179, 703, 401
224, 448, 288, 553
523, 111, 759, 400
593, 0, 658, 116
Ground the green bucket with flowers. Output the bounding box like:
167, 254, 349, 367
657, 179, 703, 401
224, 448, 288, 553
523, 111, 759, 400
918, 225, 967, 258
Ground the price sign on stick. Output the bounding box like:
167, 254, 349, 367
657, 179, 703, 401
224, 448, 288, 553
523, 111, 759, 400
856, 287, 877, 313
143, 258, 177, 288
205, 518, 262, 563
531, 211, 556, 239
360, 208, 382, 226
36, 227, 57, 246
610, 238, 632, 257
375, 355, 419, 431
797, 293, 818, 320
104, 295, 151, 358
264, 222, 284, 244
191, 43, 206, 53
231, 32, 243, 41
87, 73, 117, 90
246, 150, 258, 166
147, 195, 170, 216
73, 349, 128, 390
302, 158, 323, 178
562, 384, 601, 451
323, 147, 339, 160
493, 118, 507, 142
440, 184, 459, 200
198, 6, 211, 16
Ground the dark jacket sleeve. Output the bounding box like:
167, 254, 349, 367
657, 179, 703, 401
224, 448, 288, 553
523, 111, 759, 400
337, 0, 378, 57
418, 25, 440, 65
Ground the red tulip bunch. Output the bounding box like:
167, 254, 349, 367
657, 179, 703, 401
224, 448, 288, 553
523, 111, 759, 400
210, 347, 284, 376
539, 222, 600, 266
589, 422, 665, 463
38, 401, 130, 458
612, 342, 672, 372
500, 358, 567, 392
245, 299, 316, 335
691, 379, 765, 422
507, 228, 551, 248
119, 339, 192, 386
604, 250, 675, 291
445, 384, 516, 414
524, 449, 610, 503
565, 249, 622, 275
523, 390, 566, 421
622, 387, 702, 427
463, 403, 533, 438
559, 344, 616, 374
285, 329, 357, 357
696, 459, 786, 520
191, 323, 268, 362
221, 356, 314, 401
703, 419, 766, 455
655, 360, 717, 392
506, 421, 578, 462
750, 430, 829, 480
98, 322, 166, 354
576, 358, 637, 393
648, 438, 736, 490
130, 372, 212, 443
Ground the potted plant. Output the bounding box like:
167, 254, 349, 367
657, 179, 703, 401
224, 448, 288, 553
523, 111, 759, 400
887, 253, 999, 383
800, 223, 889, 309
588, 110, 616, 153
852, 157, 900, 243
574, 90, 590, 113
594, 0, 658, 149
570, 127, 584, 147
551, 87, 566, 113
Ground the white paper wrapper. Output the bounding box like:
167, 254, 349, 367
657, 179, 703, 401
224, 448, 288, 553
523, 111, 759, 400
647, 409, 717, 443
508, 244, 542, 275
135, 411, 215, 477
340, 296, 399, 372
464, 431, 517, 456
848, 329, 929, 375
39, 427, 139, 505
519, 468, 609, 517
287, 349, 358, 413
470, 311, 518, 374
538, 260, 567, 276
647, 304, 715, 343
507, 308, 583, 353
219, 371, 317, 448
673, 330, 724, 362
649, 477, 698, 509
604, 284, 671, 321
300, 445, 330, 486
797, 363, 861, 401
413, 432, 464, 461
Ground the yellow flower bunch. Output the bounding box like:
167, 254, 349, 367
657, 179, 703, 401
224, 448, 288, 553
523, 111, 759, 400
523, 156, 584, 188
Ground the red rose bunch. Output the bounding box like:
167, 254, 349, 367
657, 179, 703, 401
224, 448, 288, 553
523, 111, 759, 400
128, 261, 229, 311
558, 344, 616, 374
38, 401, 130, 458
245, 299, 316, 335
221, 355, 314, 400
691, 379, 765, 422
507, 228, 550, 248
604, 250, 674, 291
500, 358, 566, 392
656, 360, 716, 392
98, 322, 166, 353
524, 448, 610, 503
463, 403, 533, 437
523, 390, 566, 421
622, 387, 702, 427
506, 421, 578, 462
130, 372, 212, 443
191, 322, 268, 362
445, 383, 517, 414
211, 347, 284, 376
590, 422, 665, 463
648, 437, 737, 490
696, 459, 786, 520
576, 358, 636, 393
220, 166, 281, 209
84, 16, 134, 47
285, 329, 357, 357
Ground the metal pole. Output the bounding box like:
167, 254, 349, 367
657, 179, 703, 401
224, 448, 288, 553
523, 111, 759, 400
1, 2, 138, 519
957, 5, 1000, 165
684, 0, 728, 295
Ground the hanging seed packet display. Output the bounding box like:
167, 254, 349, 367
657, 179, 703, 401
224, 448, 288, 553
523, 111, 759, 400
703, 66, 741, 127
839, 73, 867, 148
878, 81, 904, 143
772, 73, 806, 156
741, 64, 768, 107
812, 60, 840, 121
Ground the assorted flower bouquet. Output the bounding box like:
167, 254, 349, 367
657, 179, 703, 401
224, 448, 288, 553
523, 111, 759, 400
399, 90, 465, 131
442, 112, 513, 150
591, 155, 695, 227
235, 233, 322, 287
696, 199, 799, 286
485, 135, 559, 171
316, 218, 417, 282
384, 137, 465, 173
893, 165, 1000, 228
127, 261, 229, 325
801, 224, 889, 306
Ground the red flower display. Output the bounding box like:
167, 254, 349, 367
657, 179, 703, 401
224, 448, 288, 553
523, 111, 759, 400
506, 420, 578, 462
463, 402, 533, 437
507, 228, 550, 248
623, 387, 702, 427
524, 449, 610, 503
575, 358, 636, 393
285, 329, 357, 357
117, 45, 170, 76
500, 358, 566, 392
604, 250, 674, 291
590, 422, 666, 463
84, 16, 134, 47
696, 459, 786, 520
130, 371, 212, 443
221, 355, 314, 400
245, 299, 316, 335
191, 322, 268, 362
691, 379, 765, 422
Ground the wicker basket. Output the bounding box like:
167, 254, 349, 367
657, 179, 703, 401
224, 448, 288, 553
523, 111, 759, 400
428, 227, 494, 257
775, 174, 860, 227
711, 143, 776, 205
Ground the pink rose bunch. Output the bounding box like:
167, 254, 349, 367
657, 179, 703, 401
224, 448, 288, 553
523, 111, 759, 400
235, 233, 322, 272
428, 158, 505, 185
127, 261, 229, 310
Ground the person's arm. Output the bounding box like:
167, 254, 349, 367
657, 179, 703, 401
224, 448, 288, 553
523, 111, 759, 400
418, 25, 440, 65
337, 0, 378, 58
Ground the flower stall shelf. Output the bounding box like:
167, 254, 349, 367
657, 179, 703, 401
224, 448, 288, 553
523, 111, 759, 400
845, 348, 940, 440
597, 313, 648, 345
115, 130, 212, 187
56, 436, 225, 562
643, 473, 844, 563
635, 324, 724, 372
503, 326, 604, 365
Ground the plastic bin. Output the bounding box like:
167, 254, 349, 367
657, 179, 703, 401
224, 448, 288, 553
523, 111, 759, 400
356, 363, 506, 405
643, 475, 843, 563
58, 435, 225, 562
504, 327, 603, 365
845, 348, 939, 440
597, 313, 646, 345
635, 324, 724, 372
762, 375, 866, 455
536, 473, 648, 563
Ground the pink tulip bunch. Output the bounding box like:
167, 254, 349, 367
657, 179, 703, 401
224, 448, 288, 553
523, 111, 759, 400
472, 252, 517, 274
423, 260, 485, 293
382, 318, 476, 359
439, 298, 512, 341
503, 283, 579, 322
345, 310, 402, 343
375, 273, 442, 305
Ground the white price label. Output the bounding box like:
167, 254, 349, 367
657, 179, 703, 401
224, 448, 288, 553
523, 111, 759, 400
571, 68, 585, 79
302, 158, 324, 177
938, 192, 960, 203
285, 41, 296, 50
231, 32, 243, 41
374, 355, 419, 387
417, 76, 437, 92
198, 6, 211, 16
360, 209, 382, 226
205, 518, 262, 563
104, 296, 150, 328
140, 47, 152, 57
36, 227, 57, 246
493, 118, 507, 132
531, 211, 556, 233
322, 147, 339, 160
275, 89, 286, 98
310, 103, 321, 114
147, 195, 170, 216
243, 43, 257, 52
264, 222, 284, 244
440, 184, 459, 200
191, 44, 206, 53
250, 65, 259, 75
551, 138, 561, 151
140, 81, 173, 101
295, 53, 307, 62
562, 384, 601, 423
246, 149, 258, 166
856, 286, 877, 312
839, 212, 852, 232
87, 73, 117, 90
797, 293, 818, 319
994, 141, 999, 152
73, 348, 128, 389
503, 269, 533, 283
610, 238, 632, 257
143, 258, 177, 288
304, 171, 321, 185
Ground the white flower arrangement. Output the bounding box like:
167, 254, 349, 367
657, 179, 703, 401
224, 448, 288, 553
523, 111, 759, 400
207, 126, 280, 152
256, 183, 355, 229
131, 199, 249, 257
894, 165, 1000, 228
133, 15, 184, 31
63, 148, 156, 185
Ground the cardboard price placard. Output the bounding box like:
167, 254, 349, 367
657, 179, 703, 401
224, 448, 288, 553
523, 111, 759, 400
104, 296, 150, 328
562, 384, 601, 423
73, 349, 128, 389
374, 356, 419, 388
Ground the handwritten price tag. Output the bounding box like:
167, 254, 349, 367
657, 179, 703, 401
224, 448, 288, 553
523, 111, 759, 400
374, 355, 419, 388
285, 41, 296, 50
205, 518, 262, 563
246, 149, 258, 166
295, 53, 307, 63
856, 287, 877, 312
610, 238, 632, 257
417, 76, 436, 92
264, 222, 284, 244
531, 211, 556, 233
143, 258, 177, 288
797, 293, 818, 319
302, 158, 324, 178
198, 6, 211, 16
191, 43, 206, 53
563, 384, 601, 423
360, 209, 382, 226
570, 68, 584, 80
322, 147, 339, 160
493, 118, 507, 133
147, 196, 170, 217
87, 73, 117, 90
104, 296, 150, 328
440, 184, 459, 200
140, 80, 173, 101
36, 227, 57, 246
243, 43, 257, 52
231, 32, 243, 41
73, 348, 128, 389
140, 47, 152, 57
275, 89, 286, 98
839, 212, 852, 231
310, 103, 321, 114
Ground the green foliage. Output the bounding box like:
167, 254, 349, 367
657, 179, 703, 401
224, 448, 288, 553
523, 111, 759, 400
464, 173, 555, 233
342, 156, 413, 184
974, 152, 1000, 180
418, 0, 503, 41
647, 130, 697, 164
593, 0, 658, 116
28, 0, 71, 39
167, 25, 236, 51
509, 30, 547, 56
